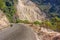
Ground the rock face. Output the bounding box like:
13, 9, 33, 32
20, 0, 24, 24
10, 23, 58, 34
28, 24, 60, 40
38, 27, 60, 40
40, 33, 60, 40
17, 0, 46, 22
0, 10, 9, 29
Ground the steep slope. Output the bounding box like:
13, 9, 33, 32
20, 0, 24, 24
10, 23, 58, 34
0, 10, 9, 29
16, 0, 46, 22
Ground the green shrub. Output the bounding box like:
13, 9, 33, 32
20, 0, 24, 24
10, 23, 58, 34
16, 19, 31, 24
16, 19, 23, 23
43, 20, 56, 30
42, 17, 60, 31
23, 20, 31, 24
33, 21, 41, 25
51, 16, 60, 31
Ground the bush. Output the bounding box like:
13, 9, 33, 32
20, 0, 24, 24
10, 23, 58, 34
33, 21, 41, 25
43, 20, 56, 30
51, 16, 60, 32
16, 19, 23, 23
23, 20, 31, 24
41, 17, 60, 31
16, 19, 31, 24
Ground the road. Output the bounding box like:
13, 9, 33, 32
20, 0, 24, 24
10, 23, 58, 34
0, 24, 38, 40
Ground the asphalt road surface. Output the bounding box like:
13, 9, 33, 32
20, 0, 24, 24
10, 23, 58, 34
0, 24, 37, 40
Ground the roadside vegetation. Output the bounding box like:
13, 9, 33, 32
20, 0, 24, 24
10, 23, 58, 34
15, 17, 60, 32
16, 19, 31, 24
40, 16, 60, 32
0, 0, 17, 23
36, 1, 60, 32
33, 21, 41, 25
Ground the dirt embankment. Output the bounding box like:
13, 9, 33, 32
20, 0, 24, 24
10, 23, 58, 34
0, 10, 10, 30
27, 24, 60, 40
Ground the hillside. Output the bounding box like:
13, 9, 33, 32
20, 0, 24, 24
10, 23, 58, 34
16, 0, 46, 22
0, 0, 47, 23
0, 0, 60, 40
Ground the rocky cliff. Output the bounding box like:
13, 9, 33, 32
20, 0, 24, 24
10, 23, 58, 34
16, 0, 46, 22
0, 0, 47, 29
28, 24, 60, 40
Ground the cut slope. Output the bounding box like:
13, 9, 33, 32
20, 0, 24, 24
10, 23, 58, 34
0, 10, 9, 29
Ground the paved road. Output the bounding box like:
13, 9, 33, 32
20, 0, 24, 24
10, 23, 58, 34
0, 24, 37, 40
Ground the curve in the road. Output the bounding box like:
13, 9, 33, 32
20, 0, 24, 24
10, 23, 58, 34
0, 24, 38, 40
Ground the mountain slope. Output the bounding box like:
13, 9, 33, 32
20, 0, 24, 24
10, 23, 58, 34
16, 0, 46, 22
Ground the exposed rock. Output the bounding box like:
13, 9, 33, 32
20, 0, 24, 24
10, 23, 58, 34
0, 10, 10, 29
27, 24, 60, 40
38, 28, 60, 40
16, 0, 46, 22
52, 35, 60, 40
